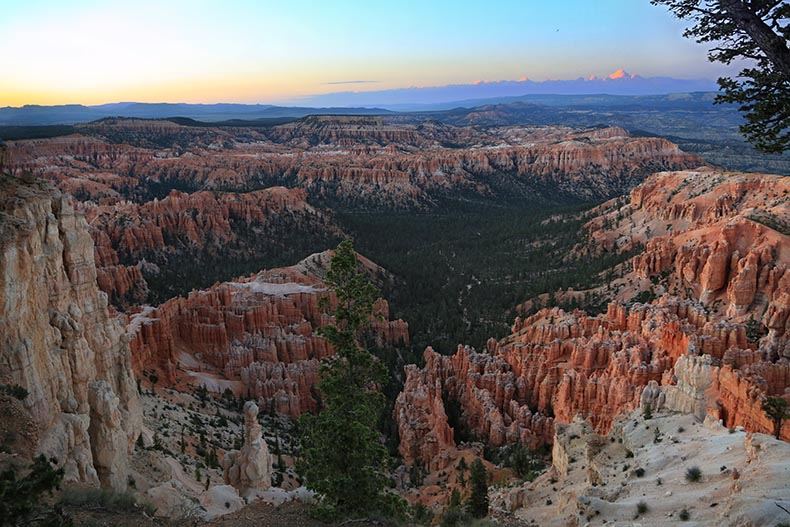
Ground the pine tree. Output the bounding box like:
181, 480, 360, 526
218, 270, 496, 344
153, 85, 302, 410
762, 396, 789, 439
298, 240, 403, 521
467, 458, 489, 518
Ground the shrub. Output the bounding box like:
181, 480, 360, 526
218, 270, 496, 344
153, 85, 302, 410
685, 466, 702, 483
0, 384, 29, 400
625, 449, 634, 458
634, 467, 645, 477
679, 508, 690, 521
0, 455, 64, 525
411, 502, 434, 525
636, 501, 649, 515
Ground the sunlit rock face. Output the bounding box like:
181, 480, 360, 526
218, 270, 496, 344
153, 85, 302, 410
9, 119, 701, 209
395, 168, 790, 471
0, 180, 141, 490
128, 250, 408, 417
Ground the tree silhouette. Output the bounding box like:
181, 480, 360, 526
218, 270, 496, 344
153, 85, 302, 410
653, 0, 790, 152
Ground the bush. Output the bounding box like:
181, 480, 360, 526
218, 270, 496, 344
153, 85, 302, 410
0, 455, 64, 525
636, 501, 649, 515
634, 467, 645, 477
0, 384, 29, 400
685, 466, 702, 483
679, 507, 690, 521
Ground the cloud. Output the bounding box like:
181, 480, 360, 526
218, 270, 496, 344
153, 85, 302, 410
322, 80, 380, 85
608, 69, 633, 80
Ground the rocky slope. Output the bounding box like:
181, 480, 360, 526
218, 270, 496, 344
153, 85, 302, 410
8, 120, 702, 208
492, 409, 790, 527
128, 250, 408, 416
0, 176, 141, 490
395, 168, 789, 474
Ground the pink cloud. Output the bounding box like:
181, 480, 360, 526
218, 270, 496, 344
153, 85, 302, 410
608, 69, 629, 80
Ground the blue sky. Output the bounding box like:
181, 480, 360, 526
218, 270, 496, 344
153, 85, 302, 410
0, 0, 736, 105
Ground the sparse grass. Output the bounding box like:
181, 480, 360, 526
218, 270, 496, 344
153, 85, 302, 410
685, 466, 702, 483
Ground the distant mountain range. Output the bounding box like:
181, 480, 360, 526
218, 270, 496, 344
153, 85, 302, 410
0, 71, 721, 126
294, 70, 720, 108
0, 103, 393, 126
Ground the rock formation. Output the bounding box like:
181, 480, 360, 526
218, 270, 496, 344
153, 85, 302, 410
8, 120, 701, 209
0, 178, 141, 490
128, 250, 408, 417
84, 186, 341, 306
395, 168, 790, 472
493, 410, 790, 526
222, 401, 272, 493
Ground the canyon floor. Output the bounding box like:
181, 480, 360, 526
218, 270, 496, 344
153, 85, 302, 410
1, 116, 788, 526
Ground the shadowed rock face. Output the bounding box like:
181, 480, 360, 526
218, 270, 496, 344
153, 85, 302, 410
0, 179, 141, 490
395, 168, 790, 470
127, 250, 408, 417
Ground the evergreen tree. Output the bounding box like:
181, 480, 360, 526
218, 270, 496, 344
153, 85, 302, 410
652, 0, 790, 152
762, 396, 789, 439
467, 458, 489, 518
298, 240, 403, 521
0, 455, 65, 526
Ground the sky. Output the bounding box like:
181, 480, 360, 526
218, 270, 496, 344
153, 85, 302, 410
0, 0, 738, 106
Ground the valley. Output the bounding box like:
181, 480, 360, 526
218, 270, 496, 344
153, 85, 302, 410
1, 110, 789, 526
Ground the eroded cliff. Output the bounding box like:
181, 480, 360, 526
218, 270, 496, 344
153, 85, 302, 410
0, 176, 141, 490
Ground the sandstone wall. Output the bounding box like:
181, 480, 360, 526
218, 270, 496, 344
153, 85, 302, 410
0, 181, 141, 489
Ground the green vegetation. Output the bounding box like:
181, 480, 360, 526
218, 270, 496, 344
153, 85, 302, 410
340, 197, 627, 353
0, 384, 29, 400
762, 396, 789, 439
685, 466, 702, 483
0, 455, 66, 526
143, 218, 340, 305
485, 443, 547, 481
636, 500, 649, 515
468, 458, 489, 518
679, 507, 691, 521
298, 241, 404, 521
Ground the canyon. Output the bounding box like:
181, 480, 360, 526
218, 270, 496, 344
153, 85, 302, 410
127, 249, 408, 417
8, 118, 701, 207
394, 168, 790, 483
1, 116, 789, 525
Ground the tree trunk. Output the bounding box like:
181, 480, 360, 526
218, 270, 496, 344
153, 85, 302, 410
719, 0, 790, 81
